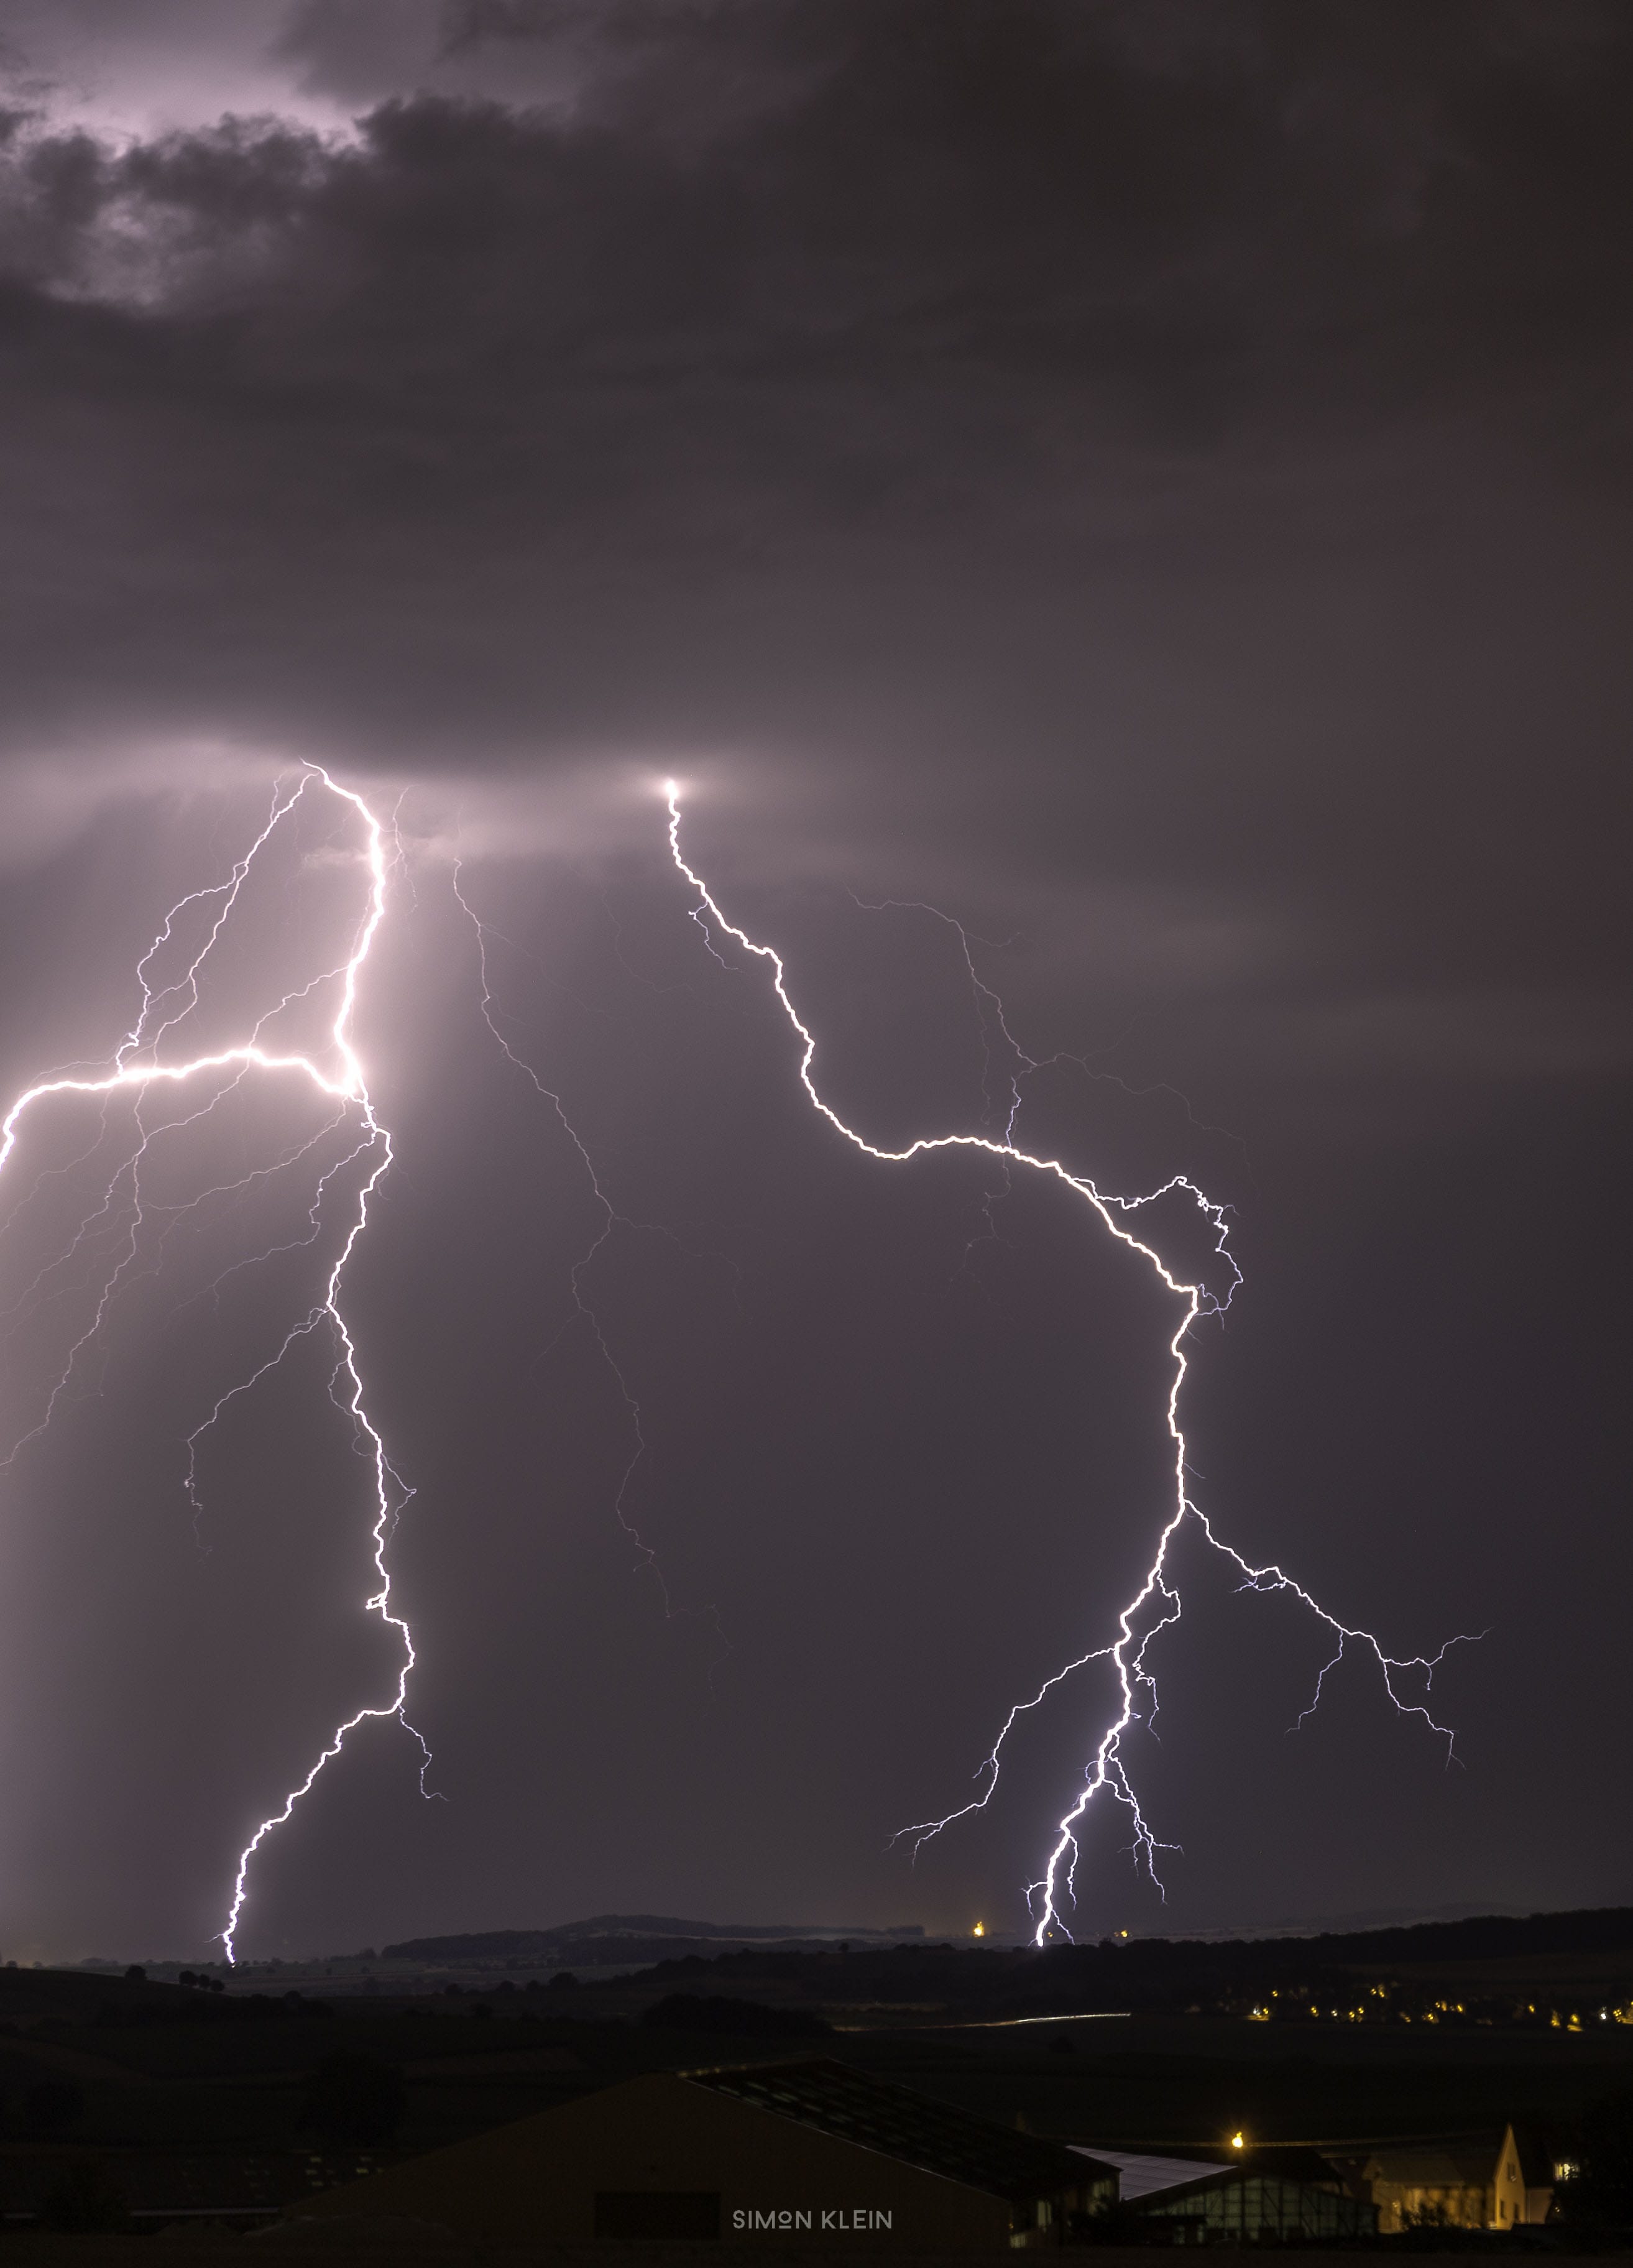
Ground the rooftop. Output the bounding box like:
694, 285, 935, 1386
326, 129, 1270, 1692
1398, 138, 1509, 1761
691, 2058, 1114, 2204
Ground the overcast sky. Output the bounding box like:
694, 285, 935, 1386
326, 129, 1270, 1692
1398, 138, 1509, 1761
0, 0, 1627, 1963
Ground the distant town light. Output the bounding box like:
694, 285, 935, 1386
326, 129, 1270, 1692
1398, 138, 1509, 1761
1231, 2133, 1246, 2152
973, 1924, 985, 1938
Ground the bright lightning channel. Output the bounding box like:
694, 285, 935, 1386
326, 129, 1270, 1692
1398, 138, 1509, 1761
0, 766, 430, 1963
664, 783, 1478, 1943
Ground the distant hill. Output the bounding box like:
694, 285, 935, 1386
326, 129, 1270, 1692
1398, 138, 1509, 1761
1212, 1902, 1633, 1968
381, 1904, 1633, 1974
606, 1902, 1633, 2028
380, 1914, 926, 1966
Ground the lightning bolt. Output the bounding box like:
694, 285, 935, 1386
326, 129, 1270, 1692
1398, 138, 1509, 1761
0, 763, 1475, 1961
0, 764, 430, 1963
664, 783, 1479, 1943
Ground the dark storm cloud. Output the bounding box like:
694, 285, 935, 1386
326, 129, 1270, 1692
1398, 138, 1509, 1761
0, 0, 1626, 1097
0, 0, 1627, 732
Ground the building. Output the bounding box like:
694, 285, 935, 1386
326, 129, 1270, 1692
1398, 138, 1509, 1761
290, 2058, 1117, 2249
1336, 2125, 1553, 2231
1074, 2146, 1378, 2242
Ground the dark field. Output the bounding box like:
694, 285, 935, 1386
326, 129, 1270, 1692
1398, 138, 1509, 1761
1, 1904, 1631, 2177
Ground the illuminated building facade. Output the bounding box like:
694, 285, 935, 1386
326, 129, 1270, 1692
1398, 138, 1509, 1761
1343, 2125, 1552, 2230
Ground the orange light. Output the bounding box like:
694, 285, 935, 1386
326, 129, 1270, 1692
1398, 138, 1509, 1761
1231, 2133, 1245, 2151
973, 1923, 985, 1938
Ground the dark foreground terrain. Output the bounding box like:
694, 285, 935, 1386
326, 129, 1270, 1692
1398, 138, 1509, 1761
0, 1905, 1624, 2239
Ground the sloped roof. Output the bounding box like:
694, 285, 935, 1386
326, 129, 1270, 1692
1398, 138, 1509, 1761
1359, 2132, 1503, 2187
1078, 2147, 1345, 2205
1078, 2149, 1230, 2201
689, 2058, 1114, 2204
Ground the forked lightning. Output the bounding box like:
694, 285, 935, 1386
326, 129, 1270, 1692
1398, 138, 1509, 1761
0, 765, 1474, 1956
664, 783, 1475, 1941
0, 766, 429, 1962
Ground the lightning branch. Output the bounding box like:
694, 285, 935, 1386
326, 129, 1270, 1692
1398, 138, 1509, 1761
0, 767, 431, 1962
664, 784, 1478, 1942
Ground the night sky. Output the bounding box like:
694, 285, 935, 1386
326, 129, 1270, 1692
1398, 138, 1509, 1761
0, 1, 1627, 1965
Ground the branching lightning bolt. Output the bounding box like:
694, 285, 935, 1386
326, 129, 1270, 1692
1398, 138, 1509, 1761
0, 765, 432, 1963
0, 763, 1477, 1961
665, 784, 1479, 1943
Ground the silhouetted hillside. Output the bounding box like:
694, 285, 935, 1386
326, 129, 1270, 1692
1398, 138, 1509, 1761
609, 1904, 1633, 2029
380, 1914, 923, 1966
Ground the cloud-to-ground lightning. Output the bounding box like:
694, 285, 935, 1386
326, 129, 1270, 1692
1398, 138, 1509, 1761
0, 766, 431, 1962
0, 762, 1474, 1959
665, 784, 1478, 1942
